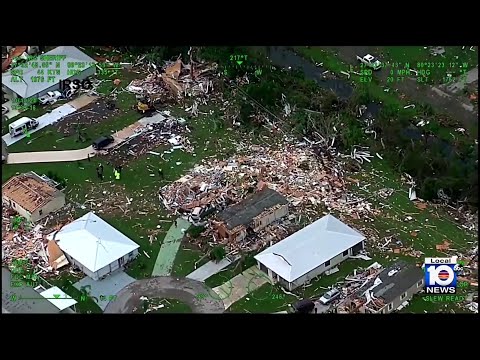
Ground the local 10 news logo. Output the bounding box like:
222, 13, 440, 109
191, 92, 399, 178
424, 256, 460, 294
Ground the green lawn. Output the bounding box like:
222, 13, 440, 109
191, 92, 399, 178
348, 159, 476, 257
46, 273, 102, 313
171, 244, 207, 277
383, 46, 478, 84
229, 259, 370, 313
2, 100, 244, 297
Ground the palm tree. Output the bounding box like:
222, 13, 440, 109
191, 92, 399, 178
79, 285, 98, 303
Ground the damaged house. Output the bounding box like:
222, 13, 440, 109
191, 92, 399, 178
255, 214, 365, 291
47, 212, 140, 281
357, 261, 424, 314
2, 172, 66, 223
213, 188, 289, 242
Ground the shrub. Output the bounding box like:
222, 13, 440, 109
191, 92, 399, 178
210, 246, 226, 262
187, 226, 205, 239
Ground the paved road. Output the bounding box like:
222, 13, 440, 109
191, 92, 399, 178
6, 146, 96, 164
104, 276, 225, 313
320, 46, 478, 130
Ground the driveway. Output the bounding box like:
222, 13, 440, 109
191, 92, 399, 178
2, 104, 77, 146
6, 146, 96, 164
73, 270, 136, 311
152, 218, 191, 277
186, 255, 240, 282
212, 266, 271, 310
104, 276, 225, 313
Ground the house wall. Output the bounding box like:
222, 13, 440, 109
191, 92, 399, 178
253, 204, 288, 231
382, 277, 425, 314
277, 241, 363, 291
3, 196, 32, 222
7, 66, 96, 100
64, 254, 98, 279
91, 249, 139, 281
30, 195, 66, 222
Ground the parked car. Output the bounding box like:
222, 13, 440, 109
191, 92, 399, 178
356, 54, 382, 70
319, 288, 341, 305
92, 135, 114, 150
38, 91, 62, 105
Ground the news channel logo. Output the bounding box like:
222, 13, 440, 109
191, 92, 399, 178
424, 256, 461, 294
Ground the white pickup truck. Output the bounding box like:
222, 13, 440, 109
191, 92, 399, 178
38, 90, 62, 105
356, 54, 382, 70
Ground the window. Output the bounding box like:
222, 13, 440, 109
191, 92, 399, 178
343, 250, 348, 257
400, 292, 407, 300
39, 209, 43, 216
324, 260, 331, 267
387, 303, 393, 311
417, 280, 423, 288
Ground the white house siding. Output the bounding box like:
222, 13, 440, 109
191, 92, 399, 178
33, 67, 96, 99
30, 195, 66, 223
272, 241, 364, 291
4, 197, 31, 221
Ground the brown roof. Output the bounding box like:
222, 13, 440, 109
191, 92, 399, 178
2, 174, 59, 213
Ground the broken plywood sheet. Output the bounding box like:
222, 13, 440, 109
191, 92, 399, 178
165, 60, 182, 79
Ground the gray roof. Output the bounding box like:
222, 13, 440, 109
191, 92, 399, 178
255, 214, 365, 282
2, 46, 96, 98
360, 261, 424, 304
2, 267, 60, 314
217, 188, 288, 230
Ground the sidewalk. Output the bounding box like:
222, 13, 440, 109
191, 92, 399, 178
7, 146, 96, 164
152, 218, 191, 277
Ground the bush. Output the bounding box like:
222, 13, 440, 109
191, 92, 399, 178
187, 226, 205, 239
242, 254, 257, 271
210, 246, 226, 262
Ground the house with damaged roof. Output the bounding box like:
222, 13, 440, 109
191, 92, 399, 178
343, 261, 424, 314
255, 214, 366, 291
213, 188, 289, 243
2, 172, 65, 223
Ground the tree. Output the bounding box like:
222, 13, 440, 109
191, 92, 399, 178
210, 246, 226, 262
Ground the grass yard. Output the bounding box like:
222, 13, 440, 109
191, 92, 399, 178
348, 159, 476, 257
383, 46, 478, 83
46, 273, 103, 313
171, 244, 207, 277
229, 259, 370, 313
2, 98, 246, 306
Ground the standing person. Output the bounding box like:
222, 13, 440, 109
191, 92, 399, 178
158, 168, 164, 179
174, 219, 178, 228
87, 153, 91, 162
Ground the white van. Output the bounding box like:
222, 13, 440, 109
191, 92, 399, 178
9, 117, 39, 137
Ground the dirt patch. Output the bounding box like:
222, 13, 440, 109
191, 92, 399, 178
54, 98, 121, 136
100, 119, 190, 167
71, 182, 162, 218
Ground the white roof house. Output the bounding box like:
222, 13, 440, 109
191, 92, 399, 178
51, 212, 139, 274
2, 46, 96, 98
39, 286, 77, 311
255, 214, 365, 282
